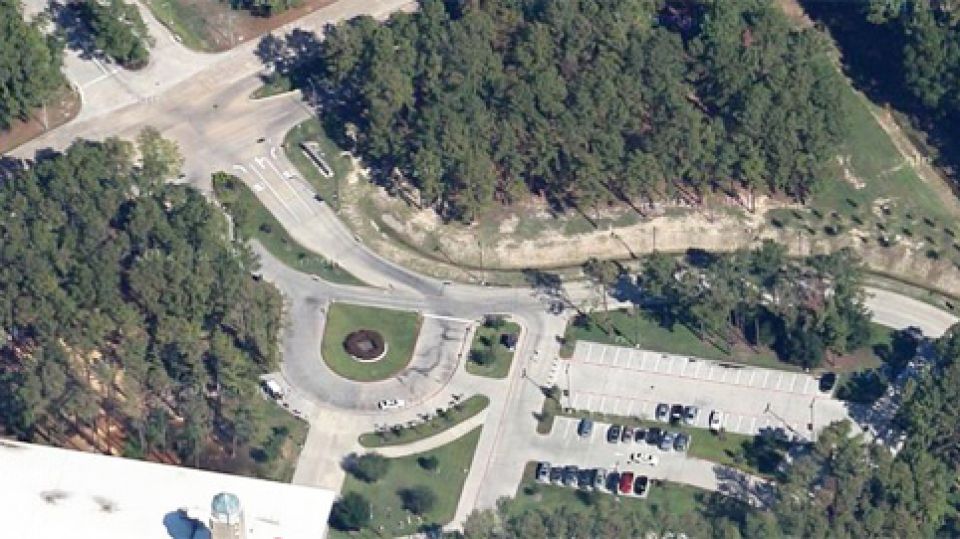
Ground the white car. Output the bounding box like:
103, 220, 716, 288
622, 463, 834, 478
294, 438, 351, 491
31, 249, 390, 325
377, 399, 406, 410
709, 410, 723, 431
630, 452, 659, 466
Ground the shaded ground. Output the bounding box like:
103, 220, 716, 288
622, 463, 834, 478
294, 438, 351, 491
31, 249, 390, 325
0, 87, 80, 153
144, 0, 338, 52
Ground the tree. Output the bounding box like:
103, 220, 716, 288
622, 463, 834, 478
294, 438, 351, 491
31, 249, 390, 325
351, 452, 389, 483
469, 348, 495, 367
583, 257, 620, 327
399, 485, 437, 515
79, 0, 152, 68
329, 492, 371, 531
417, 455, 439, 471
137, 127, 183, 187
0, 0, 65, 128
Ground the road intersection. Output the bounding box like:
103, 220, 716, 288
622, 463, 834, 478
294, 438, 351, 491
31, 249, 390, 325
10, 0, 960, 532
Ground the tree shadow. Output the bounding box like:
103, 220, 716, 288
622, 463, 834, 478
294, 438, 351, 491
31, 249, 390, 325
49, 1, 106, 62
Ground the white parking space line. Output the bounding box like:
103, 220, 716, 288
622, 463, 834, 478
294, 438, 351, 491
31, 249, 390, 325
735, 415, 744, 431
599, 397, 608, 413
803, 378, 812, 394
571, 393, 582, 408
707, 365, 715, 380
654, 356, 661, 372
763, 371, 771, 388
775, 373, 784, 390
585, 394, 594, 410
735, 370, 742, 385
562, 420, 572, 438
789, 375, 798, 393
598, 347, 608, 365
694, 362, 702, 379
749, 370, 757, 386
625, 400, 634, 417
750, 417, 757, 433
613, 348, 623, 367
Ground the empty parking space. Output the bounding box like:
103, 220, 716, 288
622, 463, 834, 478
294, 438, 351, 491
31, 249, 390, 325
565, 342, 851, 440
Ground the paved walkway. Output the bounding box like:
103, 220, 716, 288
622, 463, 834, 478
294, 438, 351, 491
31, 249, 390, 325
376, 410, 489, 458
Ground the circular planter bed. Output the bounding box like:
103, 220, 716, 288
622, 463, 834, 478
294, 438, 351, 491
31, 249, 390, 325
344, 329, 388, 362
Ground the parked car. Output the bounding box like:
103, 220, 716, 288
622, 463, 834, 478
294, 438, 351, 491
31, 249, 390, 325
709, 410, 723, 432
655, 403, 670, 422
577, 468, 593, 489
633, 475, 649, 496
578, 418, 594, 438
669, 404, 684, 424
562, 465, 579, 487
606, 471, 621, 493
593, 468, 607, 490
819, 372, 837, 393
619, 472, 635, 494
634, 427, 648, 444
683, 405, 699, 425
536, 462, 551, 483
549, 466, 563, 484
377, 398, 405, 410
646, 427, 662, 445
621, 425, 635, 443
607, 424, 622, 443
659, 431, 675, 451
674, 432, 691, 452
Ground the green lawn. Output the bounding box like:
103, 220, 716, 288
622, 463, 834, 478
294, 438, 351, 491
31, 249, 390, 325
212, 173, 363, 285
359, 395, 489, 448
144, 0, 221, 51
331, 427, 482, 538
321, 303, 422, 381
562, 307, 790, 371
251, 74, 294, 99
511, 462, 710, 517
283, 119, 352, 211
466, 319, 521, 379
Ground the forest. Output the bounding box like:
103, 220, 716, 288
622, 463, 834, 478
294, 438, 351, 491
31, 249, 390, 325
0, 134, 290, 475
460, 325, 960, 538
579, 242, 872, 368
0, 0, 66, 129
307, 0, 847, 221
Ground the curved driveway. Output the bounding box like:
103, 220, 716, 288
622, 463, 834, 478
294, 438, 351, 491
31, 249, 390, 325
11, 0, 960, 528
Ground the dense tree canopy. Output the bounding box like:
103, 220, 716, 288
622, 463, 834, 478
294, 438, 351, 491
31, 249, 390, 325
0, 136, 283, 470
0, 0, 66, 128
310, 0, 846, 220
79, 0, 151, 68
629, 242, 871, 368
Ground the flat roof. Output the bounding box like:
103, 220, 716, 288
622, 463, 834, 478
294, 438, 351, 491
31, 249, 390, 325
0, 439, 335, 539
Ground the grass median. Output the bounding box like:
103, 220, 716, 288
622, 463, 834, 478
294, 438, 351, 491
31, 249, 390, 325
212, 172, 363, 285
321, 303, 421, 382
283, 119, 352, 211
466, 318, 521, 379
332, 427, 482, 538
359, 395, 489, 448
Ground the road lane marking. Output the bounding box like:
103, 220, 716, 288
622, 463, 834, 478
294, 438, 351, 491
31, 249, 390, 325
249, 163, 299, 221
260, 155, 313, 214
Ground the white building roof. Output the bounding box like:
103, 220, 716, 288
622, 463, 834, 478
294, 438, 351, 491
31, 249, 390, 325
0, 439, 335, 539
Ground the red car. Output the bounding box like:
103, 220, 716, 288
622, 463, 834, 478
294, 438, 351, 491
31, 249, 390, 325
618, 471, 635, 494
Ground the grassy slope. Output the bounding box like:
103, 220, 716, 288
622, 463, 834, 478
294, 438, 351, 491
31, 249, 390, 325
332, 427, 482, 538
283, 118, 352, 211
321, 302, 422, 381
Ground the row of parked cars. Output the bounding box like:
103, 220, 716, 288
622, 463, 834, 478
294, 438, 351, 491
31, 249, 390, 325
536, 462, 650, 497
654, 403, 722, 431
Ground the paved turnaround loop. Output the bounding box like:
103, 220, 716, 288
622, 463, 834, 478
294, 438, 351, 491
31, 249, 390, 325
11, 0, 959, 529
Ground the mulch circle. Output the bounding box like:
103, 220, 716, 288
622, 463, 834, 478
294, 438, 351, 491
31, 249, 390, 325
343, 329, 386, 361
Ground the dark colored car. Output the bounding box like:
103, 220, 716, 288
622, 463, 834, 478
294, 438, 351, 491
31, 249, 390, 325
669, 404, 684, 424
619, 471, 635, 494
549, 466, 563, 484
593, 468, 607, 490
634, 475, 649, 496
674, 432, 691, 452
621, 425, 635, 443
655, 403, 670, 422
562, 465, 579, 487
607, 424, 622, 443
634, 427, 648, 444
606, 471, 621, 493
659, 431, 675, 451
577, 468, 594, 489
819, 372, 837, 393
578, 418, 594, 437
646, 427, 662, 445
536, 461, 550, 483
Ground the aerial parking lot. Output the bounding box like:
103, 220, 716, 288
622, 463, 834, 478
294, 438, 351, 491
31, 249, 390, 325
566, 342, 852, 441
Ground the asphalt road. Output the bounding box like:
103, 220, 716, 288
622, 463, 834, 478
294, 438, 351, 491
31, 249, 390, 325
11, 0, 960, 530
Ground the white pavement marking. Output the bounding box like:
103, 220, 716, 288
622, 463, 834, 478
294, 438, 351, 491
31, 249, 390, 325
707, 365, 715, 380
640, 353, 649, 370
764, 371, 771, 388
421, 313, 474, 324
750, 417, 757, 433
735, 370, 742, 385
613, 348, 622, 367
750, 370, 757, 386
789, 375, 798, 393
776, 373, 784, 390
803, 378, 812, 394
735, 416, 744, 431
599, 347, 608, 365
695, 362, 702, 378
232, 164, 248, 175
250, 162, 299, 222
261, 155, 313, 214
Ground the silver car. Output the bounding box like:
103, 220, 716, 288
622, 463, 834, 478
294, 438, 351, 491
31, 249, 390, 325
659, 431, 675, 451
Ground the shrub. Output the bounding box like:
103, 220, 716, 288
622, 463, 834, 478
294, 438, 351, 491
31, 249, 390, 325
399, 485, 437, 515
351, 453, 389, 483
329, 492, 371, 531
